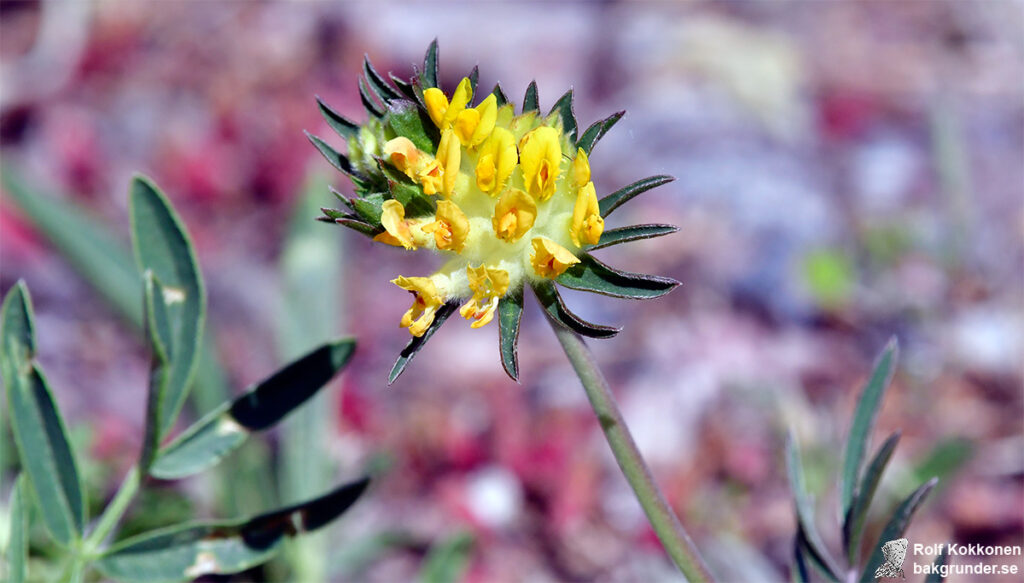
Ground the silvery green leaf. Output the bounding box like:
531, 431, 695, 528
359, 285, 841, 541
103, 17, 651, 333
598, 175, 675, 217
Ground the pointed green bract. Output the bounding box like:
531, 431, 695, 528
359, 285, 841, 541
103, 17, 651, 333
6, 474, 29, 583
785, 432, 843, 582
588, 224, 678, 251
96, 478, 370, 583
1, 283, 85, 547
844, 431, 901, 563
316, 96, 360, 141
497, 287, 524, 381
359, 78, 386, 118
389, 302, 459, 385
557, 254, 678, 299
532, 281, 620, 339
467, 66, 479, 98
421, 39, 439, 89
363, 55, 401, 103
307, 132, 359, 178
858, 478, 937, 583
130, 176, 206, 438
387, 100, 439, 153
577, 111, 624, 154
491, 83, 509, 106
841, 339, 899, 519
523, 81, 539, 113
151, 339, 356, 479
550, 89, 577, 142
599, 175, 675, 217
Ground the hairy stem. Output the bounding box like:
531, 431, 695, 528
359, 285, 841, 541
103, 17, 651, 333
548, 318, 715, 582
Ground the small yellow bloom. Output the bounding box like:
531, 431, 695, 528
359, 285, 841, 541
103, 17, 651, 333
459, 265, 510, 328
424, 77, 473, 130
392, 276, 443, 337
422, 200, 470, 252
454, 94, 497, 148
417, 161, 442, 196
475, 127, 517, 196
383, 137, 422, 179
373, 200, 417, 249
530, 237, 580, 278
519, 126, 562, 201
572, 148, 590, 189
436, 129, 462, 198
492, 189, 537, 243
570, 181, 604, 247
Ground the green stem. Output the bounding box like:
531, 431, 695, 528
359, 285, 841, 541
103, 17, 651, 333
85, 466, 141, 553
549, 318, 716, 582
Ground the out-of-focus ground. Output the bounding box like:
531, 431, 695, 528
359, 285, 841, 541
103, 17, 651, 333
1, 2, 1022, 581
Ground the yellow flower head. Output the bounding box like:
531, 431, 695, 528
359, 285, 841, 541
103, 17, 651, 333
315, 42, 679, 380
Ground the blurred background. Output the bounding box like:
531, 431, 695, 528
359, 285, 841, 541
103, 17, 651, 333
1, 1, 1021, 581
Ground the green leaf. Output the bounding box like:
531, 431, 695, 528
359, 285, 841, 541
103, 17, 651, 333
335, 218, 382, 238
924, 546, 949, 583
316, 96, 360, 141
389, 302, 459, 385
497, 287, 524, 382
150, 339, 356, 479
421, 39, 439, 89
139, 271, 174, 473
523, 81, 539, 113
792, 534, 810, 583
844, 431, 900, 564
419, 531, 474, 583
359, 78, 386, 118
532, 281, 620, 339
466, 66, 479, 100
391, 73, 419, 103
858, 478, 937, 583
556, 253, 678, 299
387, 100, 439, 153
588, 224, 678, 251
130, 176, 206, 438
577, 111, 625, 154
1, 283, 85, 546
550, 89, 577, 142
306, 132, 361, 179
491, 83, 509, 107
599, 175, 675, 217
363, 55, 401, 103
352, 193, 386, 225
6, 474, 29, 583
785, 431, 843, 582
96, 477, 370, 583
841, 338, 899, 519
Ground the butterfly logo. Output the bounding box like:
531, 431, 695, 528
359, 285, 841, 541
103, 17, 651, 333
874, 538, 909, 579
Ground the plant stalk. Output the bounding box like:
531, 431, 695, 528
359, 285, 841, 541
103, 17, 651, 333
548, 318, 715, 582
85, 466, 141, 553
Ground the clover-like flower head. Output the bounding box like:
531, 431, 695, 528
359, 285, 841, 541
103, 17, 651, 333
312, 41, 680, 382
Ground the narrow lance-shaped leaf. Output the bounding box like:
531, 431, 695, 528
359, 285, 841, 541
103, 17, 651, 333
858, 478, 937, 583
96, 477, 370, 583
316, 96, 360, 141
841, 339, 899, 518
497, 287, 524, 382
844, 431, 901, 564
550, 89, 577, 142
139, 271, 174, 474
523, 81, 539, 113
599, 175, 675, 217
358, 78, 386, 118
363, 55, 401, 103
924, 546, 949, 583
306, 132, 360, 179
150, 339, 356, 479
532, 281, 620, 339
421, 39, 439, 89
792, 534, 810, 583
556, 253, 678, 300
130, 176, 206, 438
588, 224, 678, 251
389, 302, 459, 385
6, 474, 29, 583
796, 527, 839, 583
577, 110, 624, 154
785, 431, 843, 582
419, 532, 475, 583
1, 283, 85, 546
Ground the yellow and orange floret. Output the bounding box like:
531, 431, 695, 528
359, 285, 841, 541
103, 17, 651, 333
376, 78, 605, 337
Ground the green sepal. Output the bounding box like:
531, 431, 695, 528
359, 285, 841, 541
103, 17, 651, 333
150, 339, 356, 479
95, 477, 370, 583
599, 175, 675, 217
467, 65, 479, 100
577, 110, 625, 154
841, 338, 899, 520
556, 253, 678, 299
319, 207, 349, 221
306, 132, 363, 180
316, 96, 359, 141
532, 281, 620, 339
386, 100, 439, 153
391, 73, 419, 103
588, 224, 678, 251
858, 478, 937, 583
363, 55, 401, 103
491, 83, 509, 106
550, 89, 577, 142
352, 193, 386, 225
378, 162, 436, 217
420, 39, 439, 89
6, 474, 29, 583
389, 301, 459, 385
359, 77, 386, 118
843, 431, 901, 564
139, 271, 174, 474
334, 218, 382, 238
523, 81, 539, 113
1, 282, 85, 547
497, 287, 524, 381
786, 431, 843, 582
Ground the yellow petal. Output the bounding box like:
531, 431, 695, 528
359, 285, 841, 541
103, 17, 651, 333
570, 181, 604, 246
417, 161, 442, 196
443, 77, 473, 128
436, 129, 462, 198
375, 200, 415, 249
530, 237, 580, 278
492, 188, 537, 243
423, 88, 449, 129
459, 265, 510, 328
422, 199, 470, 252
468, 94, 497, 147
475, 127, 516, 196
383, 137, 422, 178
453, 108, 480, 145
392, 276, 443, 337
572, 148, 590, 189
519, 126, 562, 201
